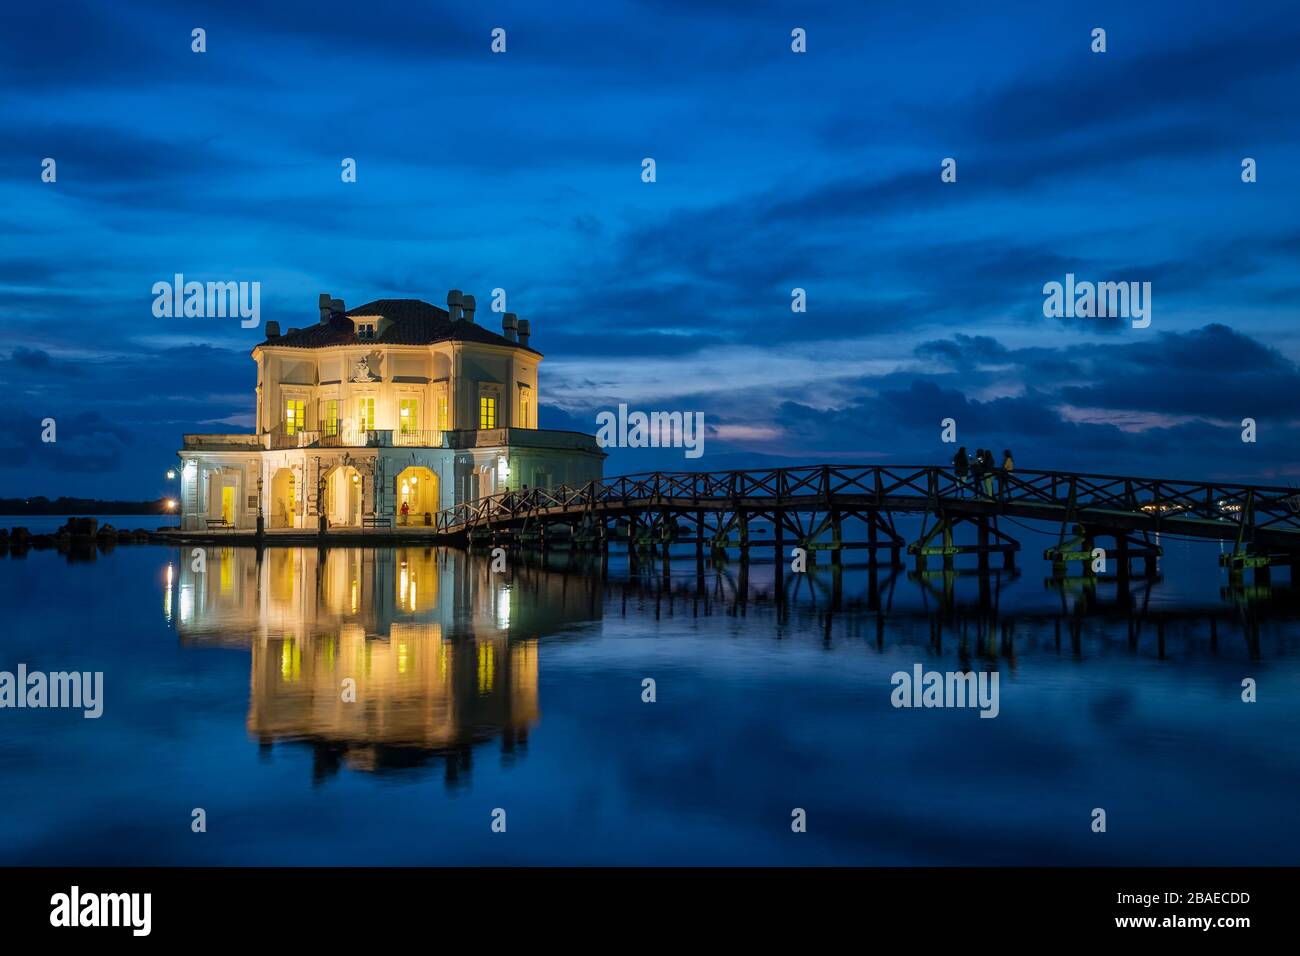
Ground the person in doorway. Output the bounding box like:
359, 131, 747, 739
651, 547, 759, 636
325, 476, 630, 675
400, 500, 410, 526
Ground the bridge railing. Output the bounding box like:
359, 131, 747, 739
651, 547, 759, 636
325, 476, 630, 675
430, 465, 1300, 537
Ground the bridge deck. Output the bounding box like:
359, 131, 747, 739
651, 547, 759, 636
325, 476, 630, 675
431, 464, 1300, 554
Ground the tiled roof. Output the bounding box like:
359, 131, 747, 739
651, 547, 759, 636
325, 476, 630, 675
256, 299, 538, 353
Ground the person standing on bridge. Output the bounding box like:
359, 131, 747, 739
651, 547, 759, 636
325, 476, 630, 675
953, 447, 970, 497
999, 449, 1014, 498
980, 449, 996, 498
971, 448, 987, 498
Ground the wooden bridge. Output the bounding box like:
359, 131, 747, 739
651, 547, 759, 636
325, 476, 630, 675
432, 464, 1300, 581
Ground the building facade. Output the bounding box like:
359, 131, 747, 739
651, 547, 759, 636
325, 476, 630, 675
178, 291, 604, 531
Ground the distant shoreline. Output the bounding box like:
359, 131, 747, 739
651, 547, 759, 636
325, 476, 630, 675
0, 498, 171, 516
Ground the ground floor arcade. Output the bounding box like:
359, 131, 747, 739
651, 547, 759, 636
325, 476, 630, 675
176, 437, 604, 532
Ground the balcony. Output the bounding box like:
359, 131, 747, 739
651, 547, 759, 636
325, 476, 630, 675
268, 427, 321, 450
444, 427, 604, 454
183, 425, 602, 456
182, 433, 262, 451
394, 429, 443, 447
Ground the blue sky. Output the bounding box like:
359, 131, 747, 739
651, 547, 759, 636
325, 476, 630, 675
1, 0, 1298, 498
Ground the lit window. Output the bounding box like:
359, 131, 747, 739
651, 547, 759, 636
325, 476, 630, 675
358, 397, 375, 432
479, 395, 497, 429
437, 394, 449, 432
399, 398, 418, 434
322, 399, 338, 436
519, 388, 531, 428
285, 399, 305, 435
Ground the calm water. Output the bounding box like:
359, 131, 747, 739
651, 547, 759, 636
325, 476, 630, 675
2, 527, 1299, 865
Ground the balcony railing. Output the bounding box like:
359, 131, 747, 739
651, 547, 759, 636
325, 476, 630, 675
183, 433, 262, 451
250, 424, 601, 453
443, 427, 604, 453
318, 420, 345, 447
394, 429, 443, 447
267, 426, 321, 450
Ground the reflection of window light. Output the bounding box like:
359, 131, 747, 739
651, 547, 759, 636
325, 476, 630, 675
477, 643, 495, 694
179, 584, 193, 624
496, 586, 511, 630
163, 564, 174, 623
280, 640, 300, 681
397, 642, 409, 674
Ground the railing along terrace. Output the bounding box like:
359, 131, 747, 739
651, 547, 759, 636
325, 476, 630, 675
429, 465, 1300, 539
267, 427, 320, 450
394, 429, 443, 447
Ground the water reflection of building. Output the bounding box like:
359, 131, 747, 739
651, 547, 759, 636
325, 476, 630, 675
171, 546, 600, 782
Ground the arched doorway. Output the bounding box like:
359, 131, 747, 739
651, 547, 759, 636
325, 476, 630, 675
204, 469, 241, 528
270, 467, 297, 528
477, 463, 496, 500
324, 465, 363, 527
395, 466, 439, 525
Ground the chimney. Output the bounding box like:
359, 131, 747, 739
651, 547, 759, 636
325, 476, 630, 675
329, 298, 346, 317
462, 294, 477, 324
447, 289, 464, 321
266, 321, 281, 338
517, 318, 531, 348
502, 312, 518, 342
318, 293, 331, 323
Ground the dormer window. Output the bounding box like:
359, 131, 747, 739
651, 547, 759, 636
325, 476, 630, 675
350, 316, 381, 340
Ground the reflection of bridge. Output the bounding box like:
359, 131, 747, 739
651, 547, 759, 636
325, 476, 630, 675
496, 548, 1300, 662
434, 465, 1300, 581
